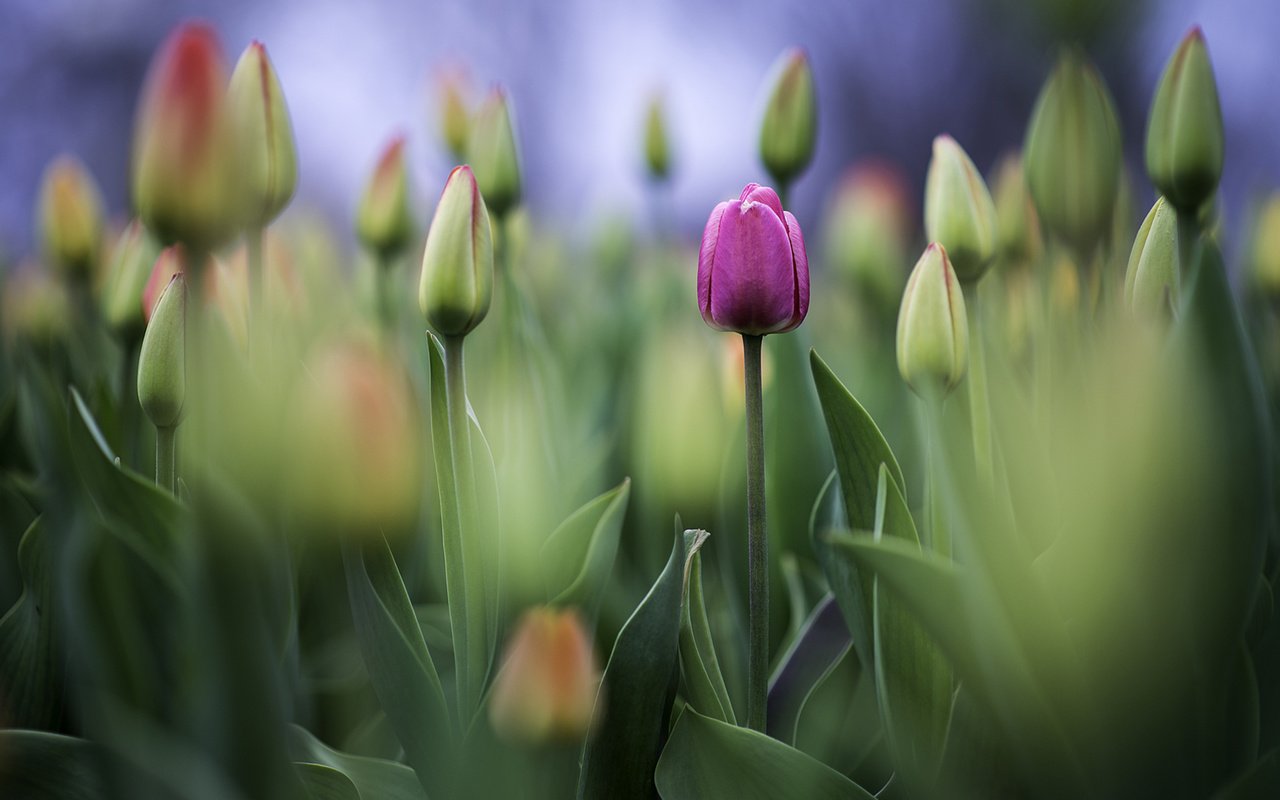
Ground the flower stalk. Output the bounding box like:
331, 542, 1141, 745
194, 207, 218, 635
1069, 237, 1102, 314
741, 332, 768, 732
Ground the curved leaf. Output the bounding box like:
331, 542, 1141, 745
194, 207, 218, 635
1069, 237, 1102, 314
541, 477, 632, 615
679, 548, 735, 724
767, 593, 852, 746
0, 730, 103, 799
0, 519, 62, 729
297, 764, 361, 800
288, 725, 425, 800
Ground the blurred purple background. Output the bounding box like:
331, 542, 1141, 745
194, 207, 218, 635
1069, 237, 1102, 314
2, 0, 1278, 262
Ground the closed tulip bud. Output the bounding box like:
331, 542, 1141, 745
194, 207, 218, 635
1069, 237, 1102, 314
990, 153, 1042, 266
1145, 27, 1223, 215
1124, 197, 1179, 316
137, 273, 187, 429
468, 87, 522, 217
419, 166, 493, 337
896, 244, 968, 397
698, 183, 809, 336
643, 93, 672, 182
489, 607, 601, 744
132, 23, 238, 252
758, 47, 816, 188
824, 161, 912, 311
143, 246, 184, 324
1024, 50, 1123, 257
228, 41, 297, 228
1250, 195, 1280, 299
924, 136, 997, 283
356, 136, 414, 259
102, 220, 161, 340
436, 66, 471, 160
2, 264, 70, 345
37, 155, 105, 279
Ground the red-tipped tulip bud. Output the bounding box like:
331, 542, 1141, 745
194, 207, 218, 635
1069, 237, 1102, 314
1024, 50, 1123, 257
131, 23, 238, 252
990, 152, 1042, 266
897, 244, 968, 397
758, 48, 817, 188
824, 161, 912, 311
143, 246, 184, 324
37, 155, 105, 280
435, 65, 471, 161
356, 136, 414, 260
102, 220, 161, 340
698, 183, 809, 336
644, 92, 673, 182
137, 273, 187, 429
1145, 27, 1223, 214
1124, 197, 1179, 316
924, 135, 997, 283
419, 166, 493, 337
488, 607, 601, 744
468, 87, 522, 217
228, 41, 298, 228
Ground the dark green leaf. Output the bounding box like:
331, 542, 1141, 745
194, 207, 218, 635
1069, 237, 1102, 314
767, 594, 852, 746
541, 477, 632, 616
297, 764, 360, 800
0, 730, 103, 799
1214, 745, 1280, 800
0, 520, 62, 730
288, 725, 426, 800
679, 546, 734, 724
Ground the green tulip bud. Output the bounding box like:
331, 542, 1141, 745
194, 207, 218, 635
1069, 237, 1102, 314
356, 136, 414, 260
1249, 194, 1280, 299
436, 66, 471, 161
419, 166, 493, 337
897, 243, 969, 397
824, 161, 912, 312
924, 135, 997, 283
1145, 27, 1223, 215
1124, 197, 1179, 316
137, 272, 187, 429
990, 152, 1042, 266
643, 92, 672, 182
228, 41, 298, 229
37, 155, 105, 280
102, 220, 161, 341
1024, 49, 1123, 257
469, 87, 522, 218
758, 47, 816, 188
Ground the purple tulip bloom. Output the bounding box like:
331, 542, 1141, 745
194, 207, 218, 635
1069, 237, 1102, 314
698, 183, 809, 335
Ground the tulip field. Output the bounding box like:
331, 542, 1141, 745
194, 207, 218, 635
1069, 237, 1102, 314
3, 15, 1280, 800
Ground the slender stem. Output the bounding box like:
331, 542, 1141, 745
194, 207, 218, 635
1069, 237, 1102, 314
963, 283, 993, 484
156, 424, 176, 493
375, 253, 397, 339
1175, 210, 1201, 313
923, 396, 950, 560
742, 333, 768, 733
444, 334, 486, 725
247, 226, 265, 339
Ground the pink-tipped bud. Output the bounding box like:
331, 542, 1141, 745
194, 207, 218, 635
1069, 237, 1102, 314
356, 135, 414, 259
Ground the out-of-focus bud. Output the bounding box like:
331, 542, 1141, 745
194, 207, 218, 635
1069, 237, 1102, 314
436, 65, 471, 161
468, 87, 522, 218
419, 166, 493, 337
102, 221, 161, 341
37, 155, 105, 280
488, 606, 601, 744
1124, 197, 1179, 316
924, 135, 997, 283
643, 92, 672, 182
990, 152, 1042, 266
2, 264, 70, 345
228, 41, 298, 228
284, 340, 422, 534
896, 243, 968, 397
758, 47, 816, 188
1249, 194, 1280, 299
1024, 50, 1122, 257
1048, 252, 1081, 321
698, 183, 809, 336
137, 273, 187, 429
824, 161, 912, 312
356, 136, 414, 260
1145, 27, 1223, 215
203, 253, 249, 348
131, 23, 238, 252
143, 246, 184, 324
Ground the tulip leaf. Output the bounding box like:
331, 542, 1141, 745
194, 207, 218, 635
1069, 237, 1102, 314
297, 764, 361, 800
541, 477, 632, 616
0, 518, 62, 729
288, 725, 426, 800
1215, 745, 1280, 800
767, 593, 853, 746
0, 730, 104, 798
654, 707, 876, 799
809, 349, 903, 672
678, 547, 735, 724
578, 528, 708, 800
343, 536, 453, 799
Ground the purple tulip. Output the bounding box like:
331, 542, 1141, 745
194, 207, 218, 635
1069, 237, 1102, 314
698, 183, 809, 335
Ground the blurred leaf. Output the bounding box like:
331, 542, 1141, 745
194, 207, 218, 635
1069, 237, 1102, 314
0, 519, 62, 729
288, 725, 426, 800
578, 528, 707, 800
468, 401, 502, 677
343, 536, 453, 798
297, 764, 360, 800
541, 477, 632, 616
809, 349, 903, 673
767, 594, 852, 746
679, 547, 735, 724
1214, 745, 1280, 800
0, 730, 103, 798
654, 708, 875, 799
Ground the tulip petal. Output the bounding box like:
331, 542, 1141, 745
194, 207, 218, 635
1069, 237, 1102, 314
782, 210, 810, 331
741, 184, 785, 222
710, 198, 795, 334
698, 202, 729, 323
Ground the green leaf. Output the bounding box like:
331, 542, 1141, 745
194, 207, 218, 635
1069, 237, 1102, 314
578, 528, 708, 800
297, 764, 361, 800
1214, 745, 1280, 800
809, 349, 903, 671
0, 519, 62, 729
767, 594, 852, 746
654, 708, 876, 799
289, 725, 426, 800
679, 546, 735, 724
0, 729, 103, 799
541, 477, 632, 616
343, 536, 453, 799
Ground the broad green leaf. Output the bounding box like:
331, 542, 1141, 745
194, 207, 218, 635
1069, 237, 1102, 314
654, 708, 875, 799
0, 730, 103, 799
344, 536, 453, 799
297, 764, 361, 800
767, 594, 852, 746
678, 547, 735, 724
289, 725, 426, 800
0, 519, 61, 729
809, 349, 903, 670
541, 477, 632, 615
578, 528, 708, 800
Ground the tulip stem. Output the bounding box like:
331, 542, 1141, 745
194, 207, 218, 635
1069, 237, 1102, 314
923, 396, 950, 559
1175, 211, 1201, 311
155, 424, 176, 494
742, 333, 768, 733
964, 284, 993, 484
247, 226, 265, 336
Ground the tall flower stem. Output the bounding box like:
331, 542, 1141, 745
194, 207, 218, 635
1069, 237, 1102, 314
923, 394, 950, 559
156, 424, 176, 493
964, 284, 993, 484
247, 226, 265, 328
742, 333, 768, 732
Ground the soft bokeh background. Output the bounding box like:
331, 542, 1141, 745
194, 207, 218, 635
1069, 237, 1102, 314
2, 0, 1277, 261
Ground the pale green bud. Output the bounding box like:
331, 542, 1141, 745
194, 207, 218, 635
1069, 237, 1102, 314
1124, 197, 1179, 316
419, 166, 493, 337
759, 47, 816, 188
101, 220, 161, 341
228, 41, 298, 228
644, 93, 672, 182
137, 273, 187, 429
37, 155, 105, 280
990, 152, 1042, 266
469, 87, 522, 218
897, 243, 969, 397
924, 136, 997, 283
356, 136, 414, 259
1145, 27, 1223, 215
